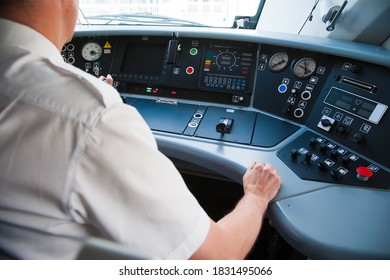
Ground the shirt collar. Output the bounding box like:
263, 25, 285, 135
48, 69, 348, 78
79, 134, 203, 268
0, 18, 64, 64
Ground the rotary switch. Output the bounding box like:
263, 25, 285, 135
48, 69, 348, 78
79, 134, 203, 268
317, 115, 335, 132
321, 118, 333, 127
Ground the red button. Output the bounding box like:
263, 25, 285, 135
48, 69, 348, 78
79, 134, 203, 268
356, 166, 373, 182
186, 66, 194, 75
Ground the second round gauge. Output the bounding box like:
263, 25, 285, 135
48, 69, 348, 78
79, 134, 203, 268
292, 57, 317, 78
268, 52, 289, 72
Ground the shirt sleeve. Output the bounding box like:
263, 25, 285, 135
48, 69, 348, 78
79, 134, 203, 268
69, 103, 210, 259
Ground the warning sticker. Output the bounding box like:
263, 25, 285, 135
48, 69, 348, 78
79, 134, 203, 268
103, 41, 112, 49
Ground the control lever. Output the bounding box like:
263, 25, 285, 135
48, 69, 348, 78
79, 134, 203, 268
167, 32, 179, 64
303, 152, 312, 164
216, 118, 234, 134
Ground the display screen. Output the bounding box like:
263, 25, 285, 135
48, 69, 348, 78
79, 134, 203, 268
121, 42, 166, 75
324, 87, 387, 124
199, 43, 256, 94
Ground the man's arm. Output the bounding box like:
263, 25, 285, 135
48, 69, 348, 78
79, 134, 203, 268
190, 162, 281, 259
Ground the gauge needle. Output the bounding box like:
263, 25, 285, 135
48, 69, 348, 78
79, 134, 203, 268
298, 64, 306, 71
274, 59, 285, 66
304, 61, 309, 74
298, 63, 309, 74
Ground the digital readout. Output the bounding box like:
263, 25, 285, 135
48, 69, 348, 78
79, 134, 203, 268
324, 87, 387, 124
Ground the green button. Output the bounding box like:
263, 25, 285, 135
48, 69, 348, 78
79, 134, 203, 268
190, 48, 198, 56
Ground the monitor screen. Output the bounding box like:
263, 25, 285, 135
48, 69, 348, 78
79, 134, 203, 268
121, 42, 167, 75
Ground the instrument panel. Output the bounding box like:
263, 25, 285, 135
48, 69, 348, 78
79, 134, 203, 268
63, 31, 390, 259
62, 35, 389, 189
62, 36, 257, 106
254, 45, 334, 124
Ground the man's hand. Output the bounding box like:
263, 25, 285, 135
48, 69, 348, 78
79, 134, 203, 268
190, 161, 282, 259
99, 74, 113, 86
243, 162, 282, 204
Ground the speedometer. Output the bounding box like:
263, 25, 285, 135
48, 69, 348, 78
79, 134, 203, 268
81, 42, 103, 61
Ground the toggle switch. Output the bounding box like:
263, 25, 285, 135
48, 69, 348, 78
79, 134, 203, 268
303, 152, 312, 164
290, 149, 299, 159
317, 161, 329, 170
331, 168, 343, 179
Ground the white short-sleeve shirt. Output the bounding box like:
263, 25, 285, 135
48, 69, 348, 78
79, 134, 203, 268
0, 19, 210, 259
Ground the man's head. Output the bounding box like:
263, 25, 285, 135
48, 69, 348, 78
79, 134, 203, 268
0, 0, 80, 50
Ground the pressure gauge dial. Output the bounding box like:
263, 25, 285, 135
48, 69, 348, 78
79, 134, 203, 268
293, 57, 317, 78
81, 42, 103, 62
268, 52, 289, 72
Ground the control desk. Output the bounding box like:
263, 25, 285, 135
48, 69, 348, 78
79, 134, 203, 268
64, 27, 390, 259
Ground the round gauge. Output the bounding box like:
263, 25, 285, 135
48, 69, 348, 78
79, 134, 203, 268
216, 51, 237, 69
293, 57, 317, 78
81, 42, 103, 61
268, 52, 289, 72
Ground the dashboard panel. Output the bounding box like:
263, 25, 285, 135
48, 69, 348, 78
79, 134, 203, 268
254, 44, 336, 124
63, 35, 257, 106
64, 27, 390, 259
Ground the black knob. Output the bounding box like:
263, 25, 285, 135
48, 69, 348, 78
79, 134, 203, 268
337, 126, 347, 134
352, 133, 365, 144
321, 118, 333, 127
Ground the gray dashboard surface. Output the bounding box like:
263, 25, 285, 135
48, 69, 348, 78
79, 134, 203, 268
154, 129, 390, 259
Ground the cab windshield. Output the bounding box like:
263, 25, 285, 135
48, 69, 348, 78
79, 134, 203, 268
78, 0, 263, 28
